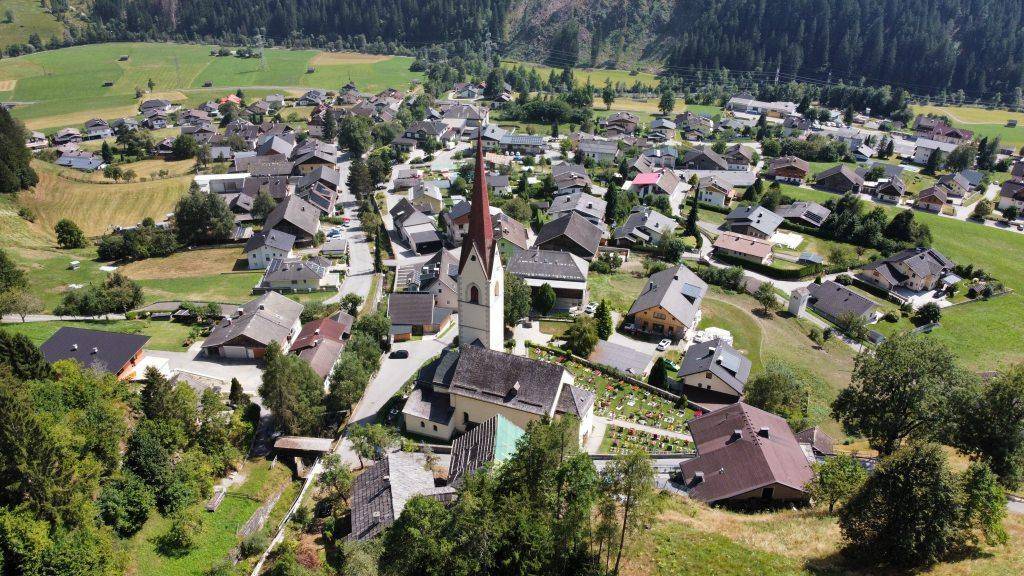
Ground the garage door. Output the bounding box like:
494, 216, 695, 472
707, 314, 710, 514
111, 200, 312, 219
221, 346, 251, 359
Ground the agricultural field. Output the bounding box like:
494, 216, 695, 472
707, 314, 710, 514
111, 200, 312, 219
503, 60, 661, 89
621, 493, 1024, 576
0, 42, 423, 130
913, 104, 1024, 150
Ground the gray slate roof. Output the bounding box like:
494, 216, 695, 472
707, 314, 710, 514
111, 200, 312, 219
264, 195, 321, 238
202, 291, 303, 349
505, 248, 589, 282
244, 229, 296, 253
348, 452, 454, 541
677, 338, 751, 394
534, 212, 603, 257
39, 327, 150, 374
627, 265, 708, 328
447, 345, 568, 417
725, 205, 784, 237
806, 280, 877, 320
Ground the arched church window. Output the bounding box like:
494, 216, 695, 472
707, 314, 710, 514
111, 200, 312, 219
494, 281, 500, 297
469, 285, 479, 304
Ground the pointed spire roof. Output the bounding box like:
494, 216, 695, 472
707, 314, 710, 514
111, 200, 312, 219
459, 134, 496, 276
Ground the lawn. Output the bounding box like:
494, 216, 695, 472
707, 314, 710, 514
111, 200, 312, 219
123, 459, 296, 576
0, 42, 422, 130
0, 319, 193, 351
529, 346, 694, 434
19, 160, 193, 236
587, 269, 649, 315
121, 247, 247, 280
621, 493, 1024, 576
135, 272, 260, 305
503, 61, 661, 88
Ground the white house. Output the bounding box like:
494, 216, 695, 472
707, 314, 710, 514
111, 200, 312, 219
244, 229, 296, 270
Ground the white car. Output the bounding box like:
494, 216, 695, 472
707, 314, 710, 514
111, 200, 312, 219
656, 339, 672, 351
584, 303, 598, 314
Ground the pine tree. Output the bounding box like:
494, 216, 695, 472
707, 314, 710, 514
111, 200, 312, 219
685, 189, 700, 238
100, 141, 114, 164
0, 330, 53, 381
595, 300, 612, 340
373, 235, 384, 273
604, 183, 619, 224
322, 107, 337, 142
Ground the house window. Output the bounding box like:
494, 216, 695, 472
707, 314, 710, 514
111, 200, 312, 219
420, 421, 425, 428
433, 424, 438, 431
463, 412, 470, 425
469, 286, 479, 304
761, 487, 774, 500
653, 312, 666, 320
291, 280, 297, 285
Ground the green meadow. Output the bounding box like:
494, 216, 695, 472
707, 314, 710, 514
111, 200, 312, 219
0, 42, 422, 129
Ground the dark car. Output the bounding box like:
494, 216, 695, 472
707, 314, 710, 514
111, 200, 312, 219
389, 349, 409, 359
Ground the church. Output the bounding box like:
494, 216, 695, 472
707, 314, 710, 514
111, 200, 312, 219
401, 136, 595, 446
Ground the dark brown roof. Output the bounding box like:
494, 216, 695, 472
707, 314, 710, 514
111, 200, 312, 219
795, 426, 836, 456
448, 345, 567, 416
680, 403, 813, 503
534, 212, 602, 257
459, 136, 497, 278
39, 327, 149, 374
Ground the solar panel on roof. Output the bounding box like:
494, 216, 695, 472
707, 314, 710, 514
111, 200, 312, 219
718, 351, 741, 373
681, 283, 704, 301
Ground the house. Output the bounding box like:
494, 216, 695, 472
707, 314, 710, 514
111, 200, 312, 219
447, 414, 526, 486
588, 340, 654, 377
56, 150, 103, 171
613, 205, 678, 246
403, 120, 457, 148
498, 134, 546, 156
639, 146, 679, 169
915, 186, 948, 212
769, 156, 810, 184
675, 338, 751, 401
401, 345, 594, 444
142, 109, 168, 130
244, 229, 296, 270
534, 212, 603, 261
264, 195, 321, 245
722, 144, 756, 170
257, 257, 336, 293
201, 292, 303, 359
52, 127, 82, 145
713, 231, 774, 265
679, 402, 813, 505
111, 117, 141, 133
83, 118, 113, 140
547, 191, 606, 225
474, 124, 508, 150
139, 99, 173, 114
697, 175, 736, 208
25, 130, 48, 151
773, 201, 831, 228
805, 280, 877, 323
551, 163, 593, 194
626, 264, 708, 340
726, 94, 798, 118
998, 179, 1024, 212
681, 146, 729, 171
410, 181, 445, 215
600, 111, 639, 136
486, 172, 511, 196
391, 199, 443, 254
873, 177, 907, 204
290, 140, 338, 174
441, 201, 528, 255
629, 168, 684, 202
289, 317, 348, 380
649, 118, 676, 141
387, 291, 455, 341
578, 139, 621, 163
912, 138, 958, 165
506, 248, 590, 312
39, 327, 149, 380
913, 115, 973, 144
296, 181, 340, 218
453, 81, 483, 99
858, 247, 955, 293
724, 205, 783, 239
396, 249, 460, 310
813, 164, 864, 193
936, 172, 973, 199
675, 111, 715, 140
795, 427, 836, 460
348, 451, 455, 541
296, 89, 328, 106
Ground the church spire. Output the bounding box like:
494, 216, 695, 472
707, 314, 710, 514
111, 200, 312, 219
459, 134, 495, 276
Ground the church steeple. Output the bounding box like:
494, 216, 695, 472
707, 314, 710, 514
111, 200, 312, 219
459, 134, 495, 277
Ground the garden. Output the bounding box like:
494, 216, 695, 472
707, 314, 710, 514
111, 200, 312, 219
528, 346, 694, 434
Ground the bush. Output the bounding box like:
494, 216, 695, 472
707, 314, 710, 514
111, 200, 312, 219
159, 510, 204, 557
240, 533, 269, 558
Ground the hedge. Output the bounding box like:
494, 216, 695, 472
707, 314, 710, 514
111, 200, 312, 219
714, 252, 824, 280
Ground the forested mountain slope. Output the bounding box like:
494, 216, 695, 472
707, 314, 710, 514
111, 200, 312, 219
37, 0, 1024, 97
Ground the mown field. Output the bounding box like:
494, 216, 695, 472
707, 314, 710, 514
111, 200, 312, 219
913, 104, 1024, 150
0, 42, 422, 130
502, 60, 662, 88
622, 494, 1024, 576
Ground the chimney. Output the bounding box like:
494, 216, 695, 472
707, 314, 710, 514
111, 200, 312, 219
91, 347, 99, 354
693, 471, 704, 484
259, 304, 265, 310
372, 511, 381, 523
510, 381, 521, 396
730, 429, 742, 442
236, 307, 244, 316
314, 328, 321, 335
71, 343, 78, 351
758, 426, 770, 439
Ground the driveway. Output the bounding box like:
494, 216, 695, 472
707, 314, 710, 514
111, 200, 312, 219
144, 342, 266, 398
334, 324, 458, 466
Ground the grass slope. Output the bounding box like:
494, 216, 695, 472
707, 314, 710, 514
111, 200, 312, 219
0, 42, 422, 129
0, 319, 192, 351
0, 0, 64, 49
913, 104, 1024, 149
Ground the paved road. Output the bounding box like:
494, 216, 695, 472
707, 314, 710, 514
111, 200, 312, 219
334, 325, 458, 467
326, 153, 375, 305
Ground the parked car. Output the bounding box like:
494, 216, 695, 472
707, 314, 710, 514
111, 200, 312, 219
656, 339, 672, 351
584, 303, 597, 315
389, 349, 409, 359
